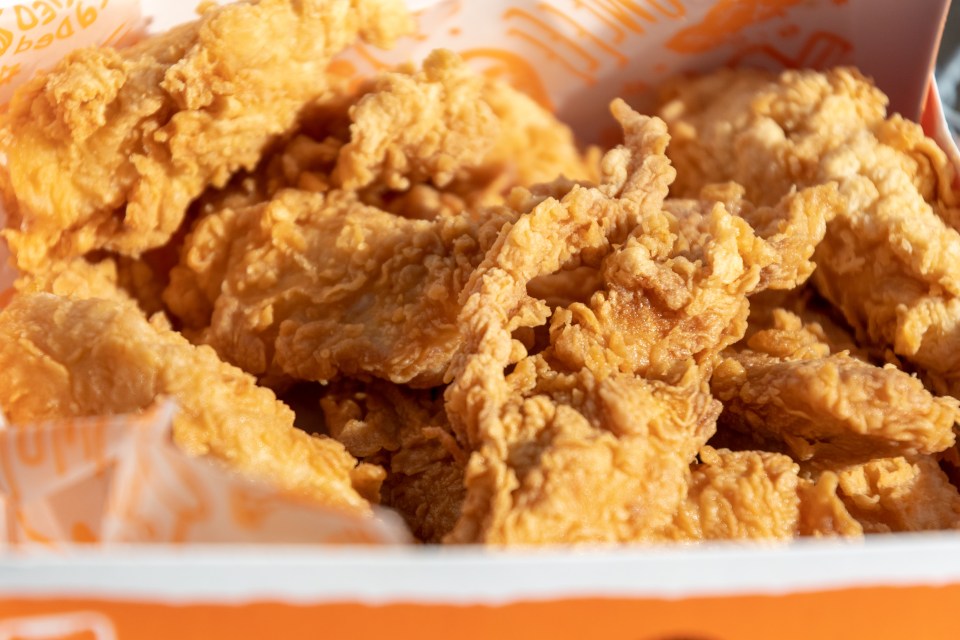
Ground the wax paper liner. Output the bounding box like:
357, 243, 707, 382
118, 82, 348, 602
0, 0, 958, 547
0, 401, 409, 545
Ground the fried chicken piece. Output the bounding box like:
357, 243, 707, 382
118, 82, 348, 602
333, 50, 499, 191
809, 456, 960, 532
321, 380, 465, 542
548, 182, 839, 384
443, 103, 731, 543
797, 472, 864, 537
658, 67, 960, 396
714, 309, 959, 462
0, 293, 382, 513
1, 0, 411, 272
746, 287, 866, 358
14, 257, 135, 306
664, 447, 804, 540
165, 188, 513, 387
188, 52, 594, 225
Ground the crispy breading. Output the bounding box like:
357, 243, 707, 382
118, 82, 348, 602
548, 182, 839, 384
0, 293, 382, 513
665, 447, 803, 540
811, 456, 960, 533
1, 0, 411, 272
444, 104, 726, 544
333, 49, 499, 191
321, 380, 465, 542
164, 188, 513, 387
658, 67, 960, 396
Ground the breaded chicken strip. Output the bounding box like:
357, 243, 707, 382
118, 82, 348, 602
713, 308, 959, 462
164, 188, 514, 387
1, 0, 411, 272
808, 456, 960, 532
0, 294, 382, 513
192, 50, 596, 222
549, 182, 839, 384
321, 380, 465, 542
332, 49, 500, 191
443, 105, 737, 544
658, 67, 960, 396
665, 447, 805, 540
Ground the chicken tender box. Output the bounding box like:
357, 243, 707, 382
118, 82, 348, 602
1, 0, 959, 638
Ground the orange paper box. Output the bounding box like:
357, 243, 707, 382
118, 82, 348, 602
1, 0, 960, 637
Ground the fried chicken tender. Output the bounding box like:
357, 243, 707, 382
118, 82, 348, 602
549, 182, 839, 384
810, 456, 960, 532
665, 447, 803, 540
14, 257, 135, 306
0, 293, 382, 513
443, 103, 727, 544
1, 0, 412, 272
714, 353, 959, 463
658, 67, 960, 396
333, 50, 499, 191
188, 51, 594, 225
746, 287, 866, 358
165, 188, 513, 387
479, 79, 600, 188
321, 380, 465, 542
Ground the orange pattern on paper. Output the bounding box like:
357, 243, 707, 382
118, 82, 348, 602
728, 31, 854, 69
572, 0, 685, 43
14, 508, 54, 544
540, 4, 628, 68
666, 0, 803, 54
461, 48, 553, 110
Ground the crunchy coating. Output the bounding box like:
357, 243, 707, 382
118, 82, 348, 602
165, 188, 512, 387
811, 456, 960, 533
333, 49, 499, 191
321, 380, 465, 542
444, 104, 723, 544
665, 447, 803, 540
0, 294, 382, 513
549, 182, 839, 384
658, 67, 960, 396
1, 0, 412, 272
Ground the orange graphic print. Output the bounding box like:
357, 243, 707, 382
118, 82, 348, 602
666, 0, 803, 53
504, 7, 598, 85
573, 0, 686, 42
728, 30, 853, 69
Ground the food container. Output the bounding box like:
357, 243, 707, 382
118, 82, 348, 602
1, 0, 959, 637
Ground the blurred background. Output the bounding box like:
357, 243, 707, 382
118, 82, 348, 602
938, 2, 959, 136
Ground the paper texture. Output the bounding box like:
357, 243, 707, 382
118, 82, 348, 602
0, 0, 956, 548
0, 0, 141, 104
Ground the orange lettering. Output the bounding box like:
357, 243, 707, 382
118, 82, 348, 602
648, 0, 685, 18
56, 14, 74, 39
15, 5, 39, 30
33, 1, 58, 26
35, 32, 53, 49
504, 8, 599, 72
0, 436, 21, 499
51, 421, 76, 476
76, 1, 96, 28
0, 29, 11, 57
13, 34, 32, 54
540, 4, 629, 68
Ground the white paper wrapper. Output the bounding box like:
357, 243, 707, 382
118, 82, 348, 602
0, 0, 957, 547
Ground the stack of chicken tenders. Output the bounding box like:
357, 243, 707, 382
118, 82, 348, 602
2, 0, 959, 544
